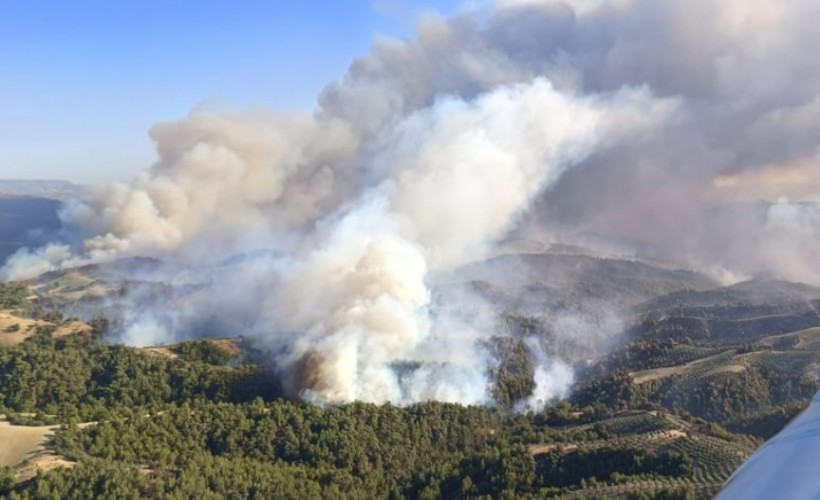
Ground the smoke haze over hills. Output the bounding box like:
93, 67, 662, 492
3, 0, 820, 406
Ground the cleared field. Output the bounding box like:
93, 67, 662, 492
141, 346, 179, 359
760, 327, 820, 351
0, 311, 51, 347
13, 451, 75, 483
0, 420, 57, 468
631, 351, 740, 384
0, 418, 94, 482
140, 337, 243, 360
53, 320, 93, 339
645, 345, 726, 369
0, 311, 91, 347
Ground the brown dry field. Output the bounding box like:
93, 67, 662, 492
0, 418, 92, 481
0, 420, 57, 468
141, 346, 179, 359
0, 310, 91, 347
0, 311, 50, 347
141, 337, 243, 359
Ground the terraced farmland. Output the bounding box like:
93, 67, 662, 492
529, 410, 755, 498
631, 350, 741, 385
748, 350, 820, 373
594, 412, 679, 436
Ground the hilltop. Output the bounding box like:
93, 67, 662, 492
0, 180, 83, 202
0, 197, 63, 267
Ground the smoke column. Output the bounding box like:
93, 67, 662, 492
265, 81, 671, 403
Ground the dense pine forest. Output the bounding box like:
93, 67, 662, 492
0, 333, 736, 499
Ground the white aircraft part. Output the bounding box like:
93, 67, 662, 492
718, 391, 820, 499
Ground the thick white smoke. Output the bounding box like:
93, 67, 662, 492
4, 0, 819, 405
264, 81, 671, 404
3, 73, 670, 405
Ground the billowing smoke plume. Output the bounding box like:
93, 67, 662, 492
4, 0, 820, 404
5, 78, 668, 405
263, 81, 669, 403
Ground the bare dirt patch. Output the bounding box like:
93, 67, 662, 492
0, 418, 85, 482
529, 443, 578, 456
0, 311, 92, 347
0, 312, 50, 347
0, 420, 58, 468
14, 454, 76, 483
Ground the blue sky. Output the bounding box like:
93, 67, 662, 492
0, 0, 463, 183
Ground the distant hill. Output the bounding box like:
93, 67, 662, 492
0, 179, 84, 201
0, 196, 63, 267
631, 278, 820, 344
452, 252, 717, 312
438, 251, 719, 360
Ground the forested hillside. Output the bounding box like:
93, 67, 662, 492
0, 324, 782, 498
1, 337, 755, 500
2, 271, 819, 498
